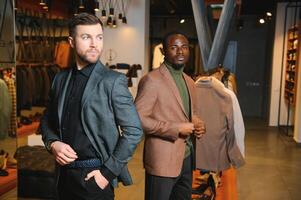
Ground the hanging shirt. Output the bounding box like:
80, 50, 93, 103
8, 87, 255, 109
0, 78, 12, 139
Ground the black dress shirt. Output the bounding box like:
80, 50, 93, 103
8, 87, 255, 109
61, 64, 115, 182
61, 64, 96, 159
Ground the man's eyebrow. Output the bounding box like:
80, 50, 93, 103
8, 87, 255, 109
80, 33, 103, 36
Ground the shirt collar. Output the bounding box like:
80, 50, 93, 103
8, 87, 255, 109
164, 61, 184, 75
73, 63, 96, 77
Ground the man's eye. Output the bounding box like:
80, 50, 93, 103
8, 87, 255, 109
82, 35, 89, 40
97, 36, 103, 40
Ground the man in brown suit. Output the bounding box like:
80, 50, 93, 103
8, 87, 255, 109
135, 32, 206, 200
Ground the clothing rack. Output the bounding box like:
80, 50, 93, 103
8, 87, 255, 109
0, 61, 15, 64
16, 62, 55, 67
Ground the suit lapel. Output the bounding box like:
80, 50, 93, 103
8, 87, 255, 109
159, 64, 189, 119
58, 69, 72, 127
81, 61, 106, 107
183, 74, 194, 119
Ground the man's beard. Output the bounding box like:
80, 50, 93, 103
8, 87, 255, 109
172, 63, 185, 70
78, 51, 100, 64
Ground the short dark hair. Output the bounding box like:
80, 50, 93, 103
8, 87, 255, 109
69, 13, 103, 37
162, 31, 189, 51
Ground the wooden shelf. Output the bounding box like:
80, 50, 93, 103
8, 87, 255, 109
17, 122, 40, 138
285, 88, 295, 93
287, 48, 297, 52
285, 79, 295, 83
288, 37, 298, 42
286, 69, 296, 72
285, 24, 300, 106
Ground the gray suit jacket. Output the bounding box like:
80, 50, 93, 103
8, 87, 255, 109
40, 61, 143, 187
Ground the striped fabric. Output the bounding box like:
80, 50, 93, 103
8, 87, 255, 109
4, 76, 17, 137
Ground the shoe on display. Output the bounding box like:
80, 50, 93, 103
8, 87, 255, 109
0, 169, 9, 176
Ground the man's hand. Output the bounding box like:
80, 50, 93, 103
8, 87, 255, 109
50, 141, 78, 165
85, 170, 109, 189
192, 115, 206, 139
178, 122, 195, 137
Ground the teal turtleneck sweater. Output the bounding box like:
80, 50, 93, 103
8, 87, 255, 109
165, 61, 192, 158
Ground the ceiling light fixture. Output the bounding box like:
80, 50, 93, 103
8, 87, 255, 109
259, 18, 265, 24
14, 0, 18, 10
107, 16, 113, 26
180, 19, 185, 24
118, 13, 123, 21
122, 16, 127, 24
101, 9, 107, 19
112, 19, 117, 28
39, 0, 46, 6
94, 1, 100, 12
266, 12, 272, 17
79, 0, 85, 9
99, 0, 128, 28
42, 0, 48, 10
109, 7, 114, 16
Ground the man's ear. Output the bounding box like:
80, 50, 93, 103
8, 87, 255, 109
68, 36, 74, 48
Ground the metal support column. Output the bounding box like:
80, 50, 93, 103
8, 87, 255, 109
207, 0, 236, 69
191, 0, 212, 71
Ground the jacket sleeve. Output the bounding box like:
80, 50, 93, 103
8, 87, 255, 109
134, 75, 180, 141
40, 75, 60, 152
225, 97, 245, 168
103, 74, 143, 176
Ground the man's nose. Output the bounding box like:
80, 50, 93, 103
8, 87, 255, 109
177, 47, 183, 54
90, 38, 96, 46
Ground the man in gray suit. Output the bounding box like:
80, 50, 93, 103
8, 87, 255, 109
40, 13, 143, 200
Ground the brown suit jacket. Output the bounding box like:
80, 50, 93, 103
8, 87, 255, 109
194, 77, 245, 171
135, 64, 196, 177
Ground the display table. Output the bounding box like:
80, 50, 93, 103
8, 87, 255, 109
16, 145, 56, 199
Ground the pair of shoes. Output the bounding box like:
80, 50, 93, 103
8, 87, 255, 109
196, 186, 215, 200
192, 183, 208, 195
0, 152, 8, 170
20, 116, 32, 125
0, 169, 9, 176
0, 150, 17, 169
8, 132, 16, 138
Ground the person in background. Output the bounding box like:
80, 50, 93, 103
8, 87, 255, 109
40, 13, 143, 200
135, 31, 206, 200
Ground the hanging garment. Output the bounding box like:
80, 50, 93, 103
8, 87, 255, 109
211, 77, 245, 157
40, 67, 50, 106
54, 41, 72, 68
32, 67, 43, 105
194, 77, 244, 171
3, 75, 17, 137
152, 43, 164, 69
0, 78, 12, 139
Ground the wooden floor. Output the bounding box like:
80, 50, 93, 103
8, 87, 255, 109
1, 118, 301, 200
